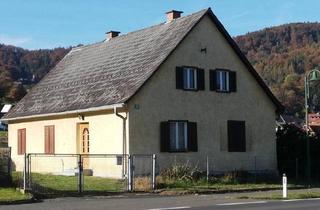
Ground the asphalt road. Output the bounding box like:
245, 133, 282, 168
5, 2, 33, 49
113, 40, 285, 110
2, 194, 320, 210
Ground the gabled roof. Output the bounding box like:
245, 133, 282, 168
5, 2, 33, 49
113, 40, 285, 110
4, 8, 283, 120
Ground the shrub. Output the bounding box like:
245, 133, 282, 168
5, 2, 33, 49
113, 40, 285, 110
134, 176, 151, 191
160, 163, 202, 182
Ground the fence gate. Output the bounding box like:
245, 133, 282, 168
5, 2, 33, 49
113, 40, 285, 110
23, 153, 155, 196
130, 154, 156, 191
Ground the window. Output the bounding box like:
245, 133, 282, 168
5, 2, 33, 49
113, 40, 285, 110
17, 129, 26, 155
176, 67, 204, 91
210, 69, 236, 92
183, 68, 197, 90
216, 70, 229, 91
82, 128, 89, 153
45, 125, 55, 154
160, 121, 198, 152
169, 121, 188, 151
227, 120, 246, 152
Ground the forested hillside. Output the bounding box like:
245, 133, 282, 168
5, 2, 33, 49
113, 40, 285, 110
235, 22, 320, 117
0, 44, 70, 104
0, 22, 320, 117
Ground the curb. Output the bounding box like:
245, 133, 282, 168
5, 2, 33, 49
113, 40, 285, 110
0, 197, 39, 205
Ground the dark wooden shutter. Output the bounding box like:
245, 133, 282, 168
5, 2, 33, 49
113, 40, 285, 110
229, 71, 237, 92
176, 67, 184, 89
197, 69, 205, 90
227, 121, 246, 152
160, 121, 170, 152
209, 70, 217, 91
50, 126, 55, 154
45, 126, 49, 154
18, 129, 26, 155
45, 126, 55, 154
188, 122, 198, 152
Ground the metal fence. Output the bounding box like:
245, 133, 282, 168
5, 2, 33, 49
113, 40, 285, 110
22, 153, 156, 195
156, 154, 277, 181
0, 147, 11, 185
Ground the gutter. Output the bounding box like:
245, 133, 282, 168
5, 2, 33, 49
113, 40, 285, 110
114, 106, 128, 178
2, 103, 125, 122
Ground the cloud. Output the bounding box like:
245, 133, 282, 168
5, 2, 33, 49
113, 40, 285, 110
0, 34, 31, 46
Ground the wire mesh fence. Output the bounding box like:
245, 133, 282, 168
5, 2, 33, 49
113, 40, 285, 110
131, 154, 155, 191
155, 154, 277, 182
20, 153, 155, 196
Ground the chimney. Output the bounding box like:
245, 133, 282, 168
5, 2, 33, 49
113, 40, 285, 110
166, 10, 183, 22
106, 31, 120, 40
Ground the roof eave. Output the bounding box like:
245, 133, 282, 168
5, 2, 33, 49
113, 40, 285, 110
2, 103, 125, 123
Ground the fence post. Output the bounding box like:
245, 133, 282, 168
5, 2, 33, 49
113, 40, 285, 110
295, 158, 299, 181
128, 155, 133, 191
152, 154, 156, 190
77, 154, 83, 194
283, 173, 287, 198
23, 153, 27, 191
7, 147, 12, 183
206, 155, 209, 183
254, 155, 257, 183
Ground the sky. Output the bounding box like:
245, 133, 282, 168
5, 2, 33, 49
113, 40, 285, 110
0, 0, 319, 50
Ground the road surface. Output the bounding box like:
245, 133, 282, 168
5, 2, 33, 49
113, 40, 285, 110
2, 193, 320, 210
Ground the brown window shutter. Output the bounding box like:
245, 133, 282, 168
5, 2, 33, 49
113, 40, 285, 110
176, 67, 184, 89
228, 121, 246, 152
45, 126, 55, 154
197, 69, 205, 90
45, 126, 49, 154
17, 129, 21, 155
188, 122, 198, 152
229, 71, 237, 92
18, 129, 26, 155
50, 126, 55, 154
23, 129, 26, 154
160, 121, 170, 152
209, 70, 217, 91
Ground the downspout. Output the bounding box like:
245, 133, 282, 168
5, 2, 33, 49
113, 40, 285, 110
114, 106, 128, 178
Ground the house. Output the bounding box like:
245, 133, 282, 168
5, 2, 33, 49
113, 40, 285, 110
276, 114, 304, 131
308, 113, 320, 136
0, 104, 12, 131
2, 8, 282, 177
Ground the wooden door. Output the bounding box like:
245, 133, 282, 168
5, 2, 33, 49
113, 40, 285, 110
78, 123, 90, 169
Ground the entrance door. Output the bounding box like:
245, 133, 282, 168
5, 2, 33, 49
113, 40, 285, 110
78, 123, 90, 169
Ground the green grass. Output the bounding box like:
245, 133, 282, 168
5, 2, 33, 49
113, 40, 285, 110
12, 172, 126, 196
155, 177, 290, 193
0, 131, 8, 147
0, 187, 30, 203
0, 131, 7, 138
238, 191, 320, 200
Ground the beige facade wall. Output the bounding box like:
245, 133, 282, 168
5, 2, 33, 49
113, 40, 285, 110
128, 15, 278, 173
8, 110, 127, 178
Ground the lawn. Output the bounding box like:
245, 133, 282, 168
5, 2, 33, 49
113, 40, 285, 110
12, 172, 126, 196
156, 178, 285, 193
0, 187, 30, 203
238, 190, 320, 200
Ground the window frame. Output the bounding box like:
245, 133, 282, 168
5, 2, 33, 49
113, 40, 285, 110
182, 67, 198, 90
168, 120, 188, 152
216, 69, 230, 92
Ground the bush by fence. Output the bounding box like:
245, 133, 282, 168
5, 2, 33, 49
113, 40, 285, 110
0, 147, 11, 185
